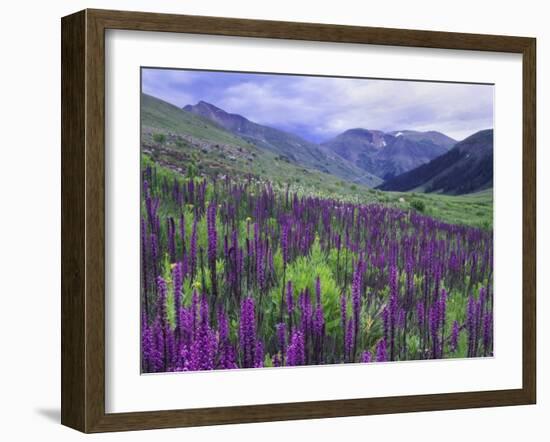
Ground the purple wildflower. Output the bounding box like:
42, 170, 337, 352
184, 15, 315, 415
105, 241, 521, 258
254, 340, 264, 368
239, 297, 256, 368
287, 330, 305, 366
361, 350, 372, 363
276, 322, 287, 362
466, 294, 477, 357
450, 320, 460, 353
376, 338, 387, 362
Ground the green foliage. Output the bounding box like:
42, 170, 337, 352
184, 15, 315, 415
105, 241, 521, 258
153, 132, 166, 144
186, 161, 198, 178
268, 239, 341, 336
410, 198, 426, 212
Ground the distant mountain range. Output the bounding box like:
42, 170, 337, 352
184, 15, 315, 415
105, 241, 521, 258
377, 129, 493, 195
141, 93, 493, 195
321, 128, 456, 180
183, 101, 381, 187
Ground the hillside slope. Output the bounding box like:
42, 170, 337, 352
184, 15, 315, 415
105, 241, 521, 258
183, 101, 381, 187
141, 93, 381, 198
377, 129, 493, 195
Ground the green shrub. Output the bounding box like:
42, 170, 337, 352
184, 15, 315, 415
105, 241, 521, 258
153, 133, 166, 144
410, 199, 426, 212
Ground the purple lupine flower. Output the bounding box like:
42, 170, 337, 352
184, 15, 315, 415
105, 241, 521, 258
287, 330, 305, 366
165, 326, 176, 370
239, 297, 256, 368
179, 307, 193, 346
450, 320, 460, 353
181, 253, 189, 280
352, 263, 362, 337
361, 350, 372, 363
257, 249, 265, 291
217, 310, 238, 371
405, 256, 415, 309
439, 288, 448, 355
466, 294, 477, 357
276, 322, 287, 362
254, 340, 264, 368
281, 222, 289, 266
167, 217, 176, 262
345, 319, 354, 362
313, 303, 325, 363
156, 276, 168, 330
313, 304, 325, 338
272, 353, 281, 367
220, 344, 237, 371
141, 217, 149, 300
389, 265, 398, 360
142, 178, 149, 200
429, 302, 440, 358
187, 295, 217, 371
398, 308, 406, 329
151, 319, 165, 372
315, 276, 322, 306
217, 309, 230, 343
376, 338, 387, 362
482, 311, 492, 356
141, 310, 153, 372
340, 291, 347, 332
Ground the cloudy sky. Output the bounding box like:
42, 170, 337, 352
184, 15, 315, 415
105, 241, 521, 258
142, 68, 494, 142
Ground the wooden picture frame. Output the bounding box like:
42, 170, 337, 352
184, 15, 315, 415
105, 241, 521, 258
61, 8, 536, 433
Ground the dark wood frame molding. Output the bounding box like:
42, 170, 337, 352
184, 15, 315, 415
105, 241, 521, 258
61, 9, 536, 433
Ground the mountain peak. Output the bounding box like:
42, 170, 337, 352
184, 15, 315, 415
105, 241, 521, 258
184, 100, 228, 114
322, 128, 456, 180
197, 100, 221, 110
378, 128, 493, 195
184, 101, 252, 125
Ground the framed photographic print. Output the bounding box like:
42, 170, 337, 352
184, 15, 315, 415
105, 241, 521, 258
61, 9, 536, 433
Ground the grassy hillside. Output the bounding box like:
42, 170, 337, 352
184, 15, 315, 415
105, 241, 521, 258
183, 100, 382, 187
141, 93, 380, 202
386, 189, 493, 229
141, 93, 251, 147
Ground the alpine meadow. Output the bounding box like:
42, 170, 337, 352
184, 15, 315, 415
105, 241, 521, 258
140, 69, 494, 373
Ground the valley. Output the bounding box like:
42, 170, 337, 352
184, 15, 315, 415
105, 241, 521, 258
141, 92, 493, 229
